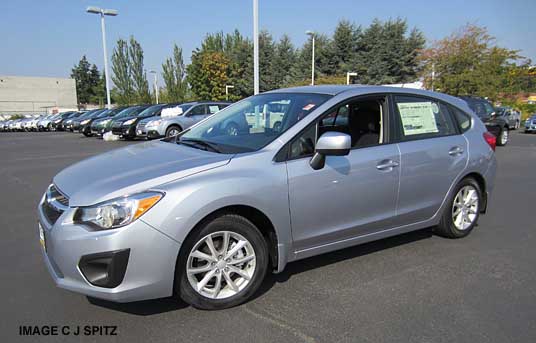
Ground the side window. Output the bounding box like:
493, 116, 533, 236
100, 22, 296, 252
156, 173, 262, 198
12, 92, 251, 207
394, 96, 457, 141
189, 105, 207, 115
207, 105, 220, 114
218, 104, 229, 111
287, 97, 384, 159
449, 106, 471, 133
289, 125, 316, 159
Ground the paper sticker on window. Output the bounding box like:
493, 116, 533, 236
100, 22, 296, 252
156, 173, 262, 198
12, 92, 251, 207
161, 106, 183, 118
302, 104, 316, 111
397, 102, 439, 136
208, 105, 219, 114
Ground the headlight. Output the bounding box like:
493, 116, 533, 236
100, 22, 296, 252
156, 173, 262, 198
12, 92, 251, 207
147, 119, 162, 127
123, 118, 136, 125
54, 119, 61, 123
81, 119, 90, 124
73, 191, 163, 230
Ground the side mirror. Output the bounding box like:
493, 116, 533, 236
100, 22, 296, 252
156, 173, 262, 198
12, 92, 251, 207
309, 131, 351, 170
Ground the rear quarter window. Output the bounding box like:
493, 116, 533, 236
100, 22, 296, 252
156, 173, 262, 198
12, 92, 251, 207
449, 106, 472, 133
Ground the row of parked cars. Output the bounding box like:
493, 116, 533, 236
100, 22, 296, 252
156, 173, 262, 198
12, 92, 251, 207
0, 101, 232, 140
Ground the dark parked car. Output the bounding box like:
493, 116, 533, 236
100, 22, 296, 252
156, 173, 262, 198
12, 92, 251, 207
459, 96, 510, 146
110, 104, 164, 139
71, 109, 105, 133
50, 111, 75, 131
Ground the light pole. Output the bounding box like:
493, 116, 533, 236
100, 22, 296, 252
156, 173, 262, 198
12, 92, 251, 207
149, 70, 159, 104
86, 6, 118, 109
253, 0, 259, 94
306, 31, 315, 86
346, 72, 357, 85
225, 85, 235, 101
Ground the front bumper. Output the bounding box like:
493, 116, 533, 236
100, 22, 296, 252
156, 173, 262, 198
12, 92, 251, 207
525, 124, 536, 132
38, 197, 180, 302
112, 125, 135, 138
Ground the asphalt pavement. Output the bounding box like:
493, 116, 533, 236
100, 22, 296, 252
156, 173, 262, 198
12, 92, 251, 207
1, 131, 535, 342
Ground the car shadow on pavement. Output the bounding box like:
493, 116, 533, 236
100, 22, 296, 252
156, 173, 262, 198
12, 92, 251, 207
87, 228, 433, 315
87, 296, 189, 315
253, 227, 434, 300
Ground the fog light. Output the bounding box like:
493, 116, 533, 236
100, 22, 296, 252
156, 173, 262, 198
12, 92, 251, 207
78, 249, 130, 288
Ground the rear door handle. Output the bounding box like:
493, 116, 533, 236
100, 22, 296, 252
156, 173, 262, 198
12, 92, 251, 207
376, 160, 399, 171
448, 146, 464, 156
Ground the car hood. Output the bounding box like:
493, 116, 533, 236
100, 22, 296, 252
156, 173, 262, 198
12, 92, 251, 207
54, 140, 232, 206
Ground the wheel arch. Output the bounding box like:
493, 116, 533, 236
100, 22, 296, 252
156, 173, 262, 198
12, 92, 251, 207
175, 204, 280, 275
461, 172, 487, 213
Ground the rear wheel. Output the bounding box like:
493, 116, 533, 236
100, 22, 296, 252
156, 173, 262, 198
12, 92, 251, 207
166, 125, 182, 138
436, 178, 481, 238
497, 128, 508, 146
176, 214, 268, 310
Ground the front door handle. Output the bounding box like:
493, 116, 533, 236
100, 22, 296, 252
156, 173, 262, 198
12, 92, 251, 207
448, 146, 464, 156
376, 160, 399, 171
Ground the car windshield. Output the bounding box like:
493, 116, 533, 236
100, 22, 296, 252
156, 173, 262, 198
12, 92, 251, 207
137, 104, 165, 117
114, 106, 144, 119
178, 93, 331, 154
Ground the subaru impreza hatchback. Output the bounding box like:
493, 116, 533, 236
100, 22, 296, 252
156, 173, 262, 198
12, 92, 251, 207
38, 86, 496, 310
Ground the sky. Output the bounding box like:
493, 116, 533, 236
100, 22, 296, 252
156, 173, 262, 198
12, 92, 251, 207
2, 0, 535, 81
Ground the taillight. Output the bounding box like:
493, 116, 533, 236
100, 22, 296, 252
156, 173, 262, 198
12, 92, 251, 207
483, 131, 496, 151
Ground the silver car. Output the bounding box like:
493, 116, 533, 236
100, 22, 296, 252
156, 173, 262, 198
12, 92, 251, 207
38, 86, 496, 310
138, 101, 230, 139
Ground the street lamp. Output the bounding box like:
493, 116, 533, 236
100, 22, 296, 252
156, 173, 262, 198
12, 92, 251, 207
346, 72, 357, 85
225, 85, 235, 101
305, 31, 315, 86
253, 0, 259, 94
86, 6, 118, 109
149, 70, 159, 104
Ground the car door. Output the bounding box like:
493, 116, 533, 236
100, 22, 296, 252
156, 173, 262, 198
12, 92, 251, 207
391, 95, 468, 225
187, 105, 209, 125
285, 96, 400, 256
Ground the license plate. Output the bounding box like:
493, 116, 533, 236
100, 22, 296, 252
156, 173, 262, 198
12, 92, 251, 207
39, 223, 46, 251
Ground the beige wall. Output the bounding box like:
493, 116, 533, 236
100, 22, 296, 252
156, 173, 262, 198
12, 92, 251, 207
0, 75, 77, 115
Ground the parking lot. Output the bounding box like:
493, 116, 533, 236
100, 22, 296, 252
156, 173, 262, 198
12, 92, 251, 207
1, 131, 535, 342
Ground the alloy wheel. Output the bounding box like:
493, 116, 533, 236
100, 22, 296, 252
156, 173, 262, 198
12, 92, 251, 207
501, 130, 508, 145
186, 231, 256, 299
451, 185, 479, 230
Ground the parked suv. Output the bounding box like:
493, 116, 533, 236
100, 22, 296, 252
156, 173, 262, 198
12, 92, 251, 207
525, 114, 536, 133
38, 86, 496, 310
459, 96, 509, 146
140, 101, 231, 139
495, 106, 521, 130
112, 104, 165, 139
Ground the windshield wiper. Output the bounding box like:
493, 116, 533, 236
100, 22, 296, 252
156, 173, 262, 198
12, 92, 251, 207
179, 138, 221, 153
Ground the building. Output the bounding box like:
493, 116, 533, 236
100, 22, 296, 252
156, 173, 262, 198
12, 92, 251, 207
0, 75, 78, 115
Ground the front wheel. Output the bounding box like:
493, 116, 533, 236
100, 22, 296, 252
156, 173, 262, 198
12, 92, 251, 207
435, 178, 481, 238
165, 125, 182, 138
176, 215, 269, 310
497, 128, 508, 146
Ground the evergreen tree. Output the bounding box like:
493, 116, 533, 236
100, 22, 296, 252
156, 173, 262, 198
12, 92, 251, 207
111, 38, 134, 105
272, 35, 296, 88
129, 36, 151, 103
71, 56, 101, 105
162, 44, 188, 102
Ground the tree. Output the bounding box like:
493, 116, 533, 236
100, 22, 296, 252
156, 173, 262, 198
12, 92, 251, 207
420, 24, 521, 99
355, 18, 425, 85
259, 30, 276, 91
162, 44, 188, 102
71, 56, 102, 105
111, 38, 134, 105
129, 36, 151, 103
329, 20, 361, 74
272, 35, 296, 88
187, 51, 230, 101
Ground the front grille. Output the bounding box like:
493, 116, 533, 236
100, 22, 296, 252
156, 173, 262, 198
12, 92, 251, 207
42, 185, 69, 225
112, 121, 122, 128
49, 185, 69, 206
138, 122, 147, 129
42, 201, 63, 224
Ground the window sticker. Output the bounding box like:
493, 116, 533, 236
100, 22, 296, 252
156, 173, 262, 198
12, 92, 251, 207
161, 106, 183, 118
208, 105, 219, 114
302, 104, 316, 111
397, 102, 439, 136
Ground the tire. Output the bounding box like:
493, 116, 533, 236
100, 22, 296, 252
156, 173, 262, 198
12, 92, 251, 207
83, 131, 92, 137
225, 122, 239, 136
435, 177, 482, 239
497, 127, 508, 146
176, 214, 269, 310
165, 125, 182, 138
